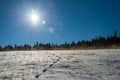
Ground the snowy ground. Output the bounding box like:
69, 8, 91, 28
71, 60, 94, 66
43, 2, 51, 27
0, 49, 120, 80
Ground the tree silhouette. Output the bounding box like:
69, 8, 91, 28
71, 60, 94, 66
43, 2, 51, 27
0, 30, 120, 51
24, 44, 31, 50
0, 46, 2, 51
114, 30, 118, 38
4, 45, 13, 51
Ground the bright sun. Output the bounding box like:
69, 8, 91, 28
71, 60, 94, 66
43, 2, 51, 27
30, 10, 39, 24
29, 10, 46, 25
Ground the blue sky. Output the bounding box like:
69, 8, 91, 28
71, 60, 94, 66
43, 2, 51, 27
0, 0, 120, 46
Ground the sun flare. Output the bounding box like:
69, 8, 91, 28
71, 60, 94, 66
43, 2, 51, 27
30, 10, 39, 24
42, 20, 46, 24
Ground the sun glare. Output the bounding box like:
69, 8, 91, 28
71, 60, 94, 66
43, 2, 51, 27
29, 10, 47, 26
30, 10, 39, 24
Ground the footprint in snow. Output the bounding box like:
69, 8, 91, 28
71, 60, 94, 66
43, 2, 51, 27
35, 74, 40, 78
49, 64, 53, 67
42, 69, 47, 73
57, 59, 59, 61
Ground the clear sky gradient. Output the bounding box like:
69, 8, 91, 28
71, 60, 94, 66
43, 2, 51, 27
0, 0, 120, 46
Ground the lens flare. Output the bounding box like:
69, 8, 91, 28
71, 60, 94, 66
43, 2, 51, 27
30, 10, 39, 24
42, 20, 46, 24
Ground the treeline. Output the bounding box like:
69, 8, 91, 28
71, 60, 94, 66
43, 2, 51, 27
0, 31, 120, 51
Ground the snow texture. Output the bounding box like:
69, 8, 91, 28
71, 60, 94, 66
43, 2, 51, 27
0, 49, 120, 80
